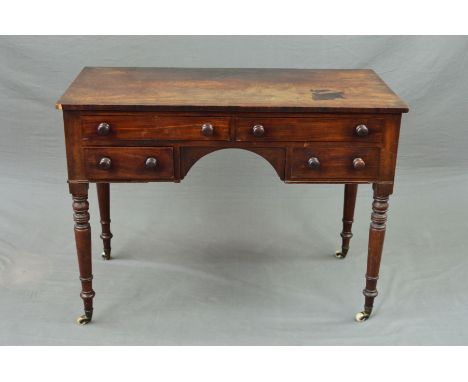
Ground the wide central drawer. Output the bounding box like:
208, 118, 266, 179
81, 114, 230, 143
235, 116, 383, 143
83, 147, 175, 181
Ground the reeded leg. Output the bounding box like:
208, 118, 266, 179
355, 183, 392, 322
335, 184, 358, 259
97, 183, 113, 260
70, 183, 95, 325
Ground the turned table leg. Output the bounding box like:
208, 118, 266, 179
355, 183, 392, 322
97, 183, 113, 260
336, 184, 358, 259
70, 183, 95, 325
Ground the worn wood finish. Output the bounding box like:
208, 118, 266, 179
235, 116, 383, 142
81, 114, 231, 143
57, 68, 409, 113
97, 183, 112, 260
59, 67, 408, 324
180, 146, 286, 180
287, 145, 380, 181
69, 182, 94, 325
84, 147, 175, 181
336, 184, 358, 259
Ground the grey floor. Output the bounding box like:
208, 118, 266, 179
1, 150, 467, 345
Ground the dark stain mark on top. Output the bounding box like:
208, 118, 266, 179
311, 89, 344, 100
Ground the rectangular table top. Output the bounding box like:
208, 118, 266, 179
57, 67, 409, 114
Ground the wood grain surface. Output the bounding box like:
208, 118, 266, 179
57, 67, 409, 113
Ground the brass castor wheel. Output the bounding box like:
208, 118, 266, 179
355, 311, 371, 322
76, 314, 92, 325
102, 251, 111, 260
335, 249, 348, 259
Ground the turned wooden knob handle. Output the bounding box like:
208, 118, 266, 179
353, 158, 366, 169
252, 124, 265, 137
98, 157, 112, 169
355, 124, 369, 137
307, 157, 320, 169
145, 157, 158, 169
201, 123, 214, 136
97, 122, 111, 136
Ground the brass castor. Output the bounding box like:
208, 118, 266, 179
102, 250, 111, 260
76, 314, 92, 325
355, 310, 371, 322
335, 248, 348, 259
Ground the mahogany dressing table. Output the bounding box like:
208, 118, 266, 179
56, 67, 408, 325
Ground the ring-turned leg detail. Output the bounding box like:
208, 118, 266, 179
97, 183, 113, 260
70, 183, 95, 325
356, 183, 391, 322
336, 184, 358, 259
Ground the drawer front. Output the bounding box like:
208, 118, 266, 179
236, 116, 383, 142
288, 145, 380, 181
84, 147, 174, 181
81, 115, 230, 142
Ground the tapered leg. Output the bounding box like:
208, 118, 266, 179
355, 183, 392, 322
336, 184, 358, 259
70, 183, 95, 325
97, 183, 113, 260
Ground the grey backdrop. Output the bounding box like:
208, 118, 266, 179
0, 36, 467, 345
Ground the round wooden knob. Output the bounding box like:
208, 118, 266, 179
307, 157, 320, 169
353, 158, 366, 169
252, 124, 265, 137
355, 124, 369, 137
145, 157, 158, 169
97, 122, 111, 136
98, 157, 112, 169
201, 123, 214, 136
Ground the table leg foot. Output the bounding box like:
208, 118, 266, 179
355, 308, 372, 322
101, 250, 111, 260
76, 310, 93, 325
335, 248, 348, 259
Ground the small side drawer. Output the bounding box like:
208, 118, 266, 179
235, 116, 383, 142
287, 145, 380, 181
84, 147, 175, 181
81, 114, 230, 143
